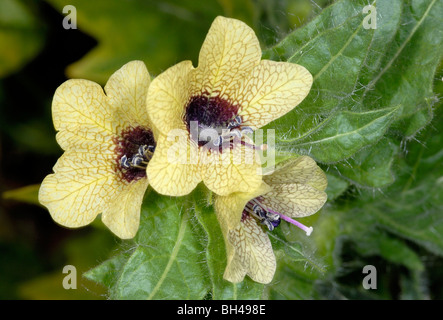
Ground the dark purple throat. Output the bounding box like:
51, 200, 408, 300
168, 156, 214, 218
114, 126, 156, 182
184, 94, 240, 148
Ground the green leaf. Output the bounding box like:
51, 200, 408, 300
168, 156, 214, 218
375, 234, 424, 271
334, 138, 398, 188
83, 250, 129, 290
266, 231, 327, 300
0, 0, 45, 78
2, 184, 40, 206
265, 224, 330, 300
324, 173, 349, 201
367, 109, 443, 255
263, 0, 378, 138
265, 260, 316, 299
119, 193, 210, 299
85, 187, 268, 300
87, 190, 210, 300
263, 0, 443, 194
263, 218, 329, 300
269, 230, 326, 275
335, 106, 443, 260
361, 0, 443, 137
277, 106, 400, 163
265, 0, 442, 139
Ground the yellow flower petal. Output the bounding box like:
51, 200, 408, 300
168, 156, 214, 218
102, 178, 149, 239
214, 182, 270, 232
146, 132, 201, 196
52, 79, 115, 151
260, 183, 327, 218
224, 215, 276, 284
191, 16, 261, 98
41, 61, 154, 238
264, 155, 327, 191
38, 149, 124, 228
237, 60, 313, 129
104, 60, 153, 133
214, 183, 274, 283
146, 60, 194, 136
200, 143, 262, 196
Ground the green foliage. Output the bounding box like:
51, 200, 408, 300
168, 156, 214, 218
45, 0, 257, 83
2, 184, 41, 206
44, 0, 330, 84
278, 106, 400, 164
2, 0, 443, 300
0, 0, 46, 78
86, 190, 209, 299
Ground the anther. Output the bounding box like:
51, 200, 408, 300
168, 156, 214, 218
115, 126, 155, 182
131, 155, 144, 166
120, 155, 131, 169
213, 135, 224, 147
138, 144, 155, 158
227, 115, 242, 129
252, 204, 265, 218
120, 144, 156, 171
265, 211, 280, 222
230, 129, 242, 139
241, 126, 253, 135
262, 219, 275, 231
138, 145, 148, 156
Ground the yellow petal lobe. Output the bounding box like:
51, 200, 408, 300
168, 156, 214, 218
40, 61, 153, 238
105, 60, 153, 133
102, 179, 149, 239
264, 155, 327, 191
260, 183, 327, 218
52, 79, 115, 151
200, 143, 262, 196
237, 60, 313, 130
38, 149, 122, 228
224, 215, 276, 284
192, 16, 261, 98
146, 61, 193, 136
146, 132, 201, 196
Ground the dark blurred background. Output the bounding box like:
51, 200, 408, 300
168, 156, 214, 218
0, 0, 111, 299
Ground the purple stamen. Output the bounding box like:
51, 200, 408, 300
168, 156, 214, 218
267, 208, 313, 236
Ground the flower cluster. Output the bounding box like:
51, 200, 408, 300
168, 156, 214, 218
39, 16, 325, 284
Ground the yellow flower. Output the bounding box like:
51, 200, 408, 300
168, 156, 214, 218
146, 16, 313, 197
39, 61, 157, 239
214, 156, 327, 284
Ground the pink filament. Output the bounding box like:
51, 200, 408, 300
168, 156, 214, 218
267, 208, 313, 236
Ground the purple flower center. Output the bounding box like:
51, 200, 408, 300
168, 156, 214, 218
114, 126, 156, 182
183, 94, 241, 148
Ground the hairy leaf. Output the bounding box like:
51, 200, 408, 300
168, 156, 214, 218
264, 0, 443, 189
86, 190, 210, 300
278, 106, 400, 163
